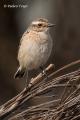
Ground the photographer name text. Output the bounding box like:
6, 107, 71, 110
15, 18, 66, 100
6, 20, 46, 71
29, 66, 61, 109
4, 4, 28, 8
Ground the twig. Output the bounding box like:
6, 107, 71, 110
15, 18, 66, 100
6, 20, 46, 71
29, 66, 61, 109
51, 59, 80, 77
0, 60, 80, 120
0, 64, 54, 118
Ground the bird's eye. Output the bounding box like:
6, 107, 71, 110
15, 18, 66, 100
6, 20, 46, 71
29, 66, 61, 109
38, 23, 42, 27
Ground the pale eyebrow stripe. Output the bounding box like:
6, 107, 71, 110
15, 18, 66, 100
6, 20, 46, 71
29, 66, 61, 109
32, 21, 41, 25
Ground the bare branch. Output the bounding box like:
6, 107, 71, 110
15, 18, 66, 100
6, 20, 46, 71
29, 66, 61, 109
0, 60, 80, 120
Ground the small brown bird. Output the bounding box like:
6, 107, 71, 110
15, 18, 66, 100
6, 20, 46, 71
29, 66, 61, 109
14, 18, 55, 86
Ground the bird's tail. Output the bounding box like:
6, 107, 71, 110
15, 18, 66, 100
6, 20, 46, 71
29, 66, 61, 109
14, 67, 25, 79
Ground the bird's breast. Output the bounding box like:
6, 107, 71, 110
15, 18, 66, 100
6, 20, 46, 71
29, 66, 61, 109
18, 31, 53, 70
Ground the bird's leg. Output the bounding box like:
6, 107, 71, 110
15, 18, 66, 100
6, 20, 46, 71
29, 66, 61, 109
25, 71, 29, 89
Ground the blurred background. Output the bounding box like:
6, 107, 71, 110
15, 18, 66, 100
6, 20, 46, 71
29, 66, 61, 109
0, 0, 80, 105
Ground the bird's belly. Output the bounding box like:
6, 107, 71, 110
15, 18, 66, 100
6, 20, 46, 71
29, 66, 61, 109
18, 38, 52, 70
39, 42, 51, 65
30, 40, 52, 70
26, 44, 49, 70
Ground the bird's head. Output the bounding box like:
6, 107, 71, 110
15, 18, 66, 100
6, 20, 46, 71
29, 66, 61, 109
29, 18, 56, 32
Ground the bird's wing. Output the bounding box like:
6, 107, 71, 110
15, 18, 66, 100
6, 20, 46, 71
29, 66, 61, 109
20, 30, 29, 45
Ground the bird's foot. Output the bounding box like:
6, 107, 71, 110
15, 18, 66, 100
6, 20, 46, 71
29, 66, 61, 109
40, 66, 48, 79
42, 70, 48, 79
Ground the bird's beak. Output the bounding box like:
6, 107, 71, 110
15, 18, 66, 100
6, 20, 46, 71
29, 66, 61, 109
48, 23, 56, 27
